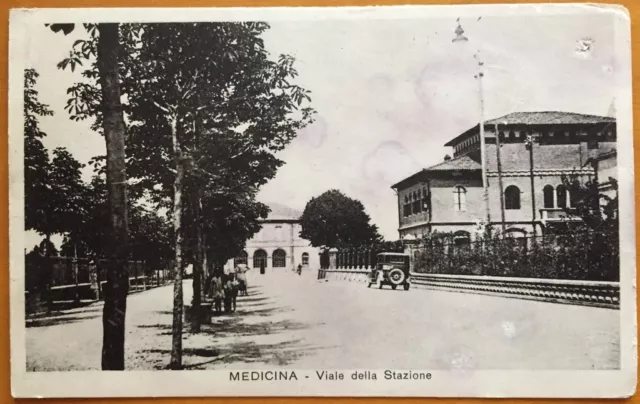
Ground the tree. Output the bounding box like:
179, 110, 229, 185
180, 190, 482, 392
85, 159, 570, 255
300, 190, 382, 248
24, 69, 86, 300
561, 174, 619, 281
24, 69, 53, 235
50, 23, 130, 370
125, 22, 313, 364
54, 21, 314, 368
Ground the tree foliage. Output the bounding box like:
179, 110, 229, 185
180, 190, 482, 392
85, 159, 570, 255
300, 190, 382, 248
24, 69, 53, 233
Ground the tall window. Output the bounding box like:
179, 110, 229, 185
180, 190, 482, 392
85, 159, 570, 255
556, 185, 567, 208
301, 252, 309, 266
412, 191, 421, 214
234, 251, 248, 267
543, 185, 554, 208
422, 187, 429, 212
253, 249, 267, 269
403, 195, 411, 217
453, 186, 466, 211
272, 249, 286, 268
505, 185, 521, 210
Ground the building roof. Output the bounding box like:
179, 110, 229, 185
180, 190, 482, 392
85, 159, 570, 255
391, 154, 481, 189
423, 154, 481, 171
445, 111, 616, 146
263, 202, 302, 221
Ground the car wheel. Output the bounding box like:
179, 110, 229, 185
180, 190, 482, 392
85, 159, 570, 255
388, 268, 406, 286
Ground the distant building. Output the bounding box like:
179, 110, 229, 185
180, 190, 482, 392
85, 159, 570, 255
224, 203, 320, 272
391, 111, 617, 241
588, 149, 618, 202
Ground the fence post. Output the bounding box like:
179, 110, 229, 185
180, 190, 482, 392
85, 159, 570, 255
329, 248, 338, 269
142, 261, 147, 291
73, 249, 80, 303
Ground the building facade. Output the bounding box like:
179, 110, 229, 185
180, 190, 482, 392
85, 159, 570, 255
224, 203, 320, 273
392, 111, 617, 241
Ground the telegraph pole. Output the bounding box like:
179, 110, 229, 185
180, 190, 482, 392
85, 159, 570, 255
476, 54, 491, 235
495, 123, 506, 234
525, 134, 537, 238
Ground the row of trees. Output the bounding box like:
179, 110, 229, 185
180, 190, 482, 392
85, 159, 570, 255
27, 22, 314, 369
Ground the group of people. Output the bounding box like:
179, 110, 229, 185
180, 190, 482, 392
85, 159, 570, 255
206, 264, 249, 314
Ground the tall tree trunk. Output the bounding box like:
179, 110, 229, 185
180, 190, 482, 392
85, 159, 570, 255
190, 117, 203, 333
44, 233, 53, 312
169, 116, 184, 370
97, 23, 129, 371
191, 189, 203, 333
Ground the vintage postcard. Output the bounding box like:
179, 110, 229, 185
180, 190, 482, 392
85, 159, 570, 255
8, 3, 636, 398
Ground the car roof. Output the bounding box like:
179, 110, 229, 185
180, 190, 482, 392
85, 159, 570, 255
377, 252, 409, 257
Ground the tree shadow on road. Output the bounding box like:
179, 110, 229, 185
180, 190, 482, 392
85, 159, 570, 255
26, 313, 102, 328
138, 290, 330, 370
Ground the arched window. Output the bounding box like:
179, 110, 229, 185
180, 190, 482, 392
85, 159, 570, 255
556, 185, 567, 208
543, 185, 554, 208
505, 185, 521, 210
272, 249, 286, 268
453, 186, 466, 211
453, 231, 471, 247
234, 251, 248, 267
253, 249, 267, 269
301, 252, 309, 266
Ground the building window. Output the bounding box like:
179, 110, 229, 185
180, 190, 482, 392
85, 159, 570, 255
412, 191, 421, 214
422, 187, 429, 211
543, 185, 554, 208
234, 251, 248, 267
301, 252, 309, 266
509, 130, 516, 142
253, 249, 267, 269
453, 231, 471, 247
505, 185, 521, 210
453, 186, 466, 211
273, 249, 286, 268
403, 195, 410, 217
556, 185, 568, 208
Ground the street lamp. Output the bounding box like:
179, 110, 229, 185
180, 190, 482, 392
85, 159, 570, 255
453, 19, 491, 236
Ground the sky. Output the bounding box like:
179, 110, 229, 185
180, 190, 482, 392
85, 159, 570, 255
24, 10, 621, 249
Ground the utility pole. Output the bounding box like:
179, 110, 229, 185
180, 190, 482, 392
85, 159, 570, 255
452, 19, 491, 235
476, 54, 491, 235
525, 134, 537, 238
495, 124, 506, 234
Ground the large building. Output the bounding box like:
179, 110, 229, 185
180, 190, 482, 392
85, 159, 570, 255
391, 111, 617, 242
224, 203, 320, 272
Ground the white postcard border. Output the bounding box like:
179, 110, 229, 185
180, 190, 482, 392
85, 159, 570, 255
8, 3, 636, 398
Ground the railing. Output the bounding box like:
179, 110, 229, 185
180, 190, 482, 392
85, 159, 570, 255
317, 269, 619, 309
539, 208, 582, 222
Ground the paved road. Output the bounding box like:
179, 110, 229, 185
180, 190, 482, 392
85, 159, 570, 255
26, 269, 619, 371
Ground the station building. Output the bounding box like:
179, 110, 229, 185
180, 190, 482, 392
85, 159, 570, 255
224, 203, 320, 273
391, 111, 617, 242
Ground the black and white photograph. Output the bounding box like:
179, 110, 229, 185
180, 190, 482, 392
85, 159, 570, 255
9, 3, 636, 398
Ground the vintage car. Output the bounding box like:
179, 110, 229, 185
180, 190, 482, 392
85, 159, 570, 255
367, 252, 411, 290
